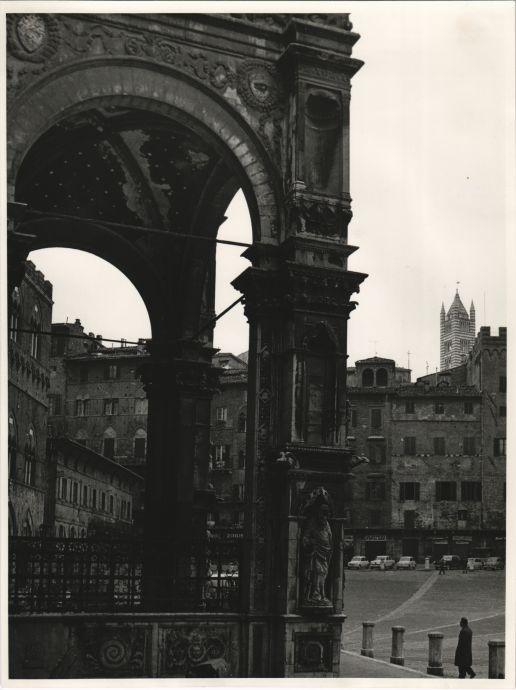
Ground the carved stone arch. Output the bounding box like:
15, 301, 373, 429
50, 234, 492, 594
7, 59, 282, 244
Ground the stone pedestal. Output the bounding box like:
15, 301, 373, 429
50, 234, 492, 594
390, 626, 405, 665
488, 640, 505, 679
279, 614, 346, 677
427, 632, 444, 676
361, 622, 375, 658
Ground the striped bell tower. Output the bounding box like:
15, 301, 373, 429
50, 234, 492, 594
440, 289, 476, 370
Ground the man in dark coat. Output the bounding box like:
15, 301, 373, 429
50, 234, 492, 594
455, 617, 476, 678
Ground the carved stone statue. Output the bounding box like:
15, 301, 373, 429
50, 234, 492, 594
301, 488, 333, 607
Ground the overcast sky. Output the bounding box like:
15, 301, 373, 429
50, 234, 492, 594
29, 1, 514, 379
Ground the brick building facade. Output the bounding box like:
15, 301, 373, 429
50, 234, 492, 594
8, 261, 53, 535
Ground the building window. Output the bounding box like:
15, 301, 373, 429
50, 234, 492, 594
238, 450, 245, 468
366, 481, 385, 500
434, 402, 445, 414
103, 437, 115, 459
91, 489, 97, 508
237, 412, 247, 433
216, 407, 228, 423
404, 510, 416, 529
82, 485, 88, 505
464, 401, 473, 414
399, 482, 420, 501
60, 477, 68, 501
369, 510, 383, 527
30, 305, 42, 360
368, 439, 386, 464
403, 436, 416, 455
24, 429, 36, 486
8, 414, 17, 479
109, 495, 114, 514
104, 364, 120, 380
134, 437, 146, 459
127, 501, 131, 520
457, 509, 468, 521
405, 401, 415, 414
494, 438, 506, 456
362, 368, 374, 387
433, 437, 446, 456
435, 481, 456, 501
499, 376, 506, 393
103, 399, 119, 416
70, 526, 76, 538
214, 445, 230, 468
49, 394, 62, 415
499, 406, 506, 417
9, 289, 20, 342
72, 482, 78, 504
463, 437, 476, 455
101, 492, 106, 511
79, 366, 88, 383
371, 409, 382, 429
461, 481, 482, 501
58, 525, 65, 538
75, 399, 89, 416
351, 409, 358, 428
376, 368, 388, 386
135, 398, 148, 415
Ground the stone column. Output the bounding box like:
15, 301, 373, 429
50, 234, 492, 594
390, 626, 405, 666
427, 632, 444, 676
139, 339, 219, 610
488, 640, 505, 679
361, 622, 375, 658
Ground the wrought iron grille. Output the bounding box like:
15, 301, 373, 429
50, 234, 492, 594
9, 535, 242, 614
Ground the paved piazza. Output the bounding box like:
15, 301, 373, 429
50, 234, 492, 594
341, 568, 505, 678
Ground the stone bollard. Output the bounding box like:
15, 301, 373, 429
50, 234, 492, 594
427, 632, 444, 676
361, 622, 375, 658
488, 640, 505, 679
425, 557, 430, 571
390, 626, 405, 666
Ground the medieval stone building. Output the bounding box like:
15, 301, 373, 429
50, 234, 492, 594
8, 261, 53, 536
440, 290, 476, 370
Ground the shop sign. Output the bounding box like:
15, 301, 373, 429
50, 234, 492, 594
364, 535, 387, 541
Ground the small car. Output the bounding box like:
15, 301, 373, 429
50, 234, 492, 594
370, 555, 395, 570
348, 556, 370, 569
466, 557, 484, 570
484, 557, 504, 570
395, 556, 417, 570
434, 554, 463, 570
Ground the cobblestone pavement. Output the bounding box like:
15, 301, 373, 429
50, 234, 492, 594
341, 568, 505, 678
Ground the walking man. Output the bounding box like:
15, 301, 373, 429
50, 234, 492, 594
438, 558, 446, 575
455, 617, 476, 678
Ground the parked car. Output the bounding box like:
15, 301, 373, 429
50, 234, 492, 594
395, 556, 417, 570
434, 554, 463, 570
484, 557, 504, 570
370, 555, 395, 570
466, 557, 484, 571
348, 556, 370, 569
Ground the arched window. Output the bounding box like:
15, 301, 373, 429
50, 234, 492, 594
103, 427, 116, 459
81, 528, 86, 538
58, 525, 65, 538
8, 414, 17, 479
134, 428, 147, 460
9, 287, 21, 342
237, 411, 247, 433
362, 368, 374, 387
70, 526, 76, 538
30, 304, 42, 360
376, 368, 388, 387
24, 428, 36, 485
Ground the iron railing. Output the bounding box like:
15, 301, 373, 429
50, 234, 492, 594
9, 534, 242, 614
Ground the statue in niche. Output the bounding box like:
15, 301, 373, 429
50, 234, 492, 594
305, 90, 342, 193
301, 487, 333, 607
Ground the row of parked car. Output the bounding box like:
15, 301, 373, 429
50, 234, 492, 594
347, 554, 504, 570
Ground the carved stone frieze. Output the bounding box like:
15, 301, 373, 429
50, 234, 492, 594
294, 632, 334, 673
286, 196, 352, 239
228, 14, 353, 31
81, 625, 147, 677
160, 626, 233, 677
